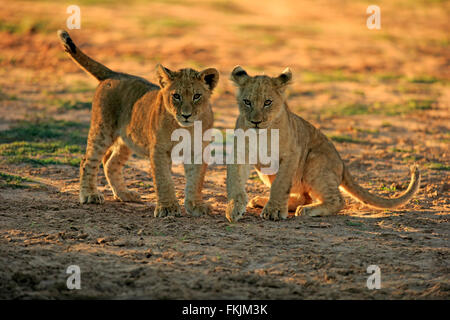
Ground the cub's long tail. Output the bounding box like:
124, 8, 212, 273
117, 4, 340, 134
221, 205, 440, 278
57, 30, 115, 81
340, 165, 420, 209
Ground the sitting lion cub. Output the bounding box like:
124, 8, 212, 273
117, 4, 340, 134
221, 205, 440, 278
226, 66, 420, 222
57, 30, 219, 218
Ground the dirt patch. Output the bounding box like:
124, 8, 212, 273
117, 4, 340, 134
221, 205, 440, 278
0, 0, 448, 299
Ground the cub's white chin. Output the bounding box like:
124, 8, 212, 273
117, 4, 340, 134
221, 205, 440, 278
178, 120, 194, 127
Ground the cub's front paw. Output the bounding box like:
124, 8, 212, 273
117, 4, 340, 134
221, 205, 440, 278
114, 189, 141, 203
225, 196, 247, 222
185, 201, 211, 217
80, 191, 104, 204
154, 202, 181, 218
260, 202, 288, 221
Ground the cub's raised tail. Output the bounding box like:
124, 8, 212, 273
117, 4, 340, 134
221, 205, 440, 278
341, 165, 421, 209
57, 29, 116, 81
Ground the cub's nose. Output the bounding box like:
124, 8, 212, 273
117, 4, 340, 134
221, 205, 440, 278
251, 120, 262, 125
182, 114, 192, 120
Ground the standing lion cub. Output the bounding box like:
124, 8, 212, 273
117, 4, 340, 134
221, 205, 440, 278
57, 30, 219, 218
226, 66, 420, 222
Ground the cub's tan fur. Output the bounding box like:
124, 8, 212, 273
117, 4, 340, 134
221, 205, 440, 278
57, 30, 219, 217
226, 66, 420, 222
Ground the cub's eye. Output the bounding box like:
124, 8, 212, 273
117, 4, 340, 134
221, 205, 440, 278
264, 99, 272, 107
173, 93, 181, 100
243, 99, 252, 107
193, 93, 201, 100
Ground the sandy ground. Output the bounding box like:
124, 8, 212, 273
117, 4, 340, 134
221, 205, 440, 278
0, 0, 449, 299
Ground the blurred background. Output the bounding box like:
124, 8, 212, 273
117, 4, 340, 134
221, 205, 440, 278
1, 0, 448, 122
0, 0, 448, 186
0, 0, 449, 300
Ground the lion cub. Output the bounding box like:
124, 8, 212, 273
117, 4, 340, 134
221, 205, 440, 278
226, 66, 420, 222
58, 30, 219, 217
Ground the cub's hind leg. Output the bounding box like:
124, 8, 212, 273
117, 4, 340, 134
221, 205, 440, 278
295, 151, 344, 217
248, 196, 269, 208
103, 139, 141, 202
249, 169, 312, 211
295, 171, 344, 217
80, 125, 114, 204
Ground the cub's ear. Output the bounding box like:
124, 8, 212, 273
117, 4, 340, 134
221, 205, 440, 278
199, 68, 219, 91
156, 64, 175, 88
230, 65, 249, 86
272, 67, 292, 89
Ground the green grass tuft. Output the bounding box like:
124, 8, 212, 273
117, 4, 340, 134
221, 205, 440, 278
376, 73, 403, 82
328, 103, 370, 116
208, 0, 247, 14
0, 88, 19, 101
390, 147, 413, 153
408, 76, 440, 84
426, 162, 450, 171
402, 155, 418, 163
139, 17, 198, 37
345, 220, 363, 227
355, 128, 379, 135
52, 99, 92, 111
301, 70, 363, 83
0, 141, 83, 156
0, 172, 32, 188
0, 17, 56, 35
0, 118, 87, 167
327, 99, 435, 117
0, 118, 88, 145
0, 142, 83, 167
380, 184, 397, 192
328, 135, 365, 144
